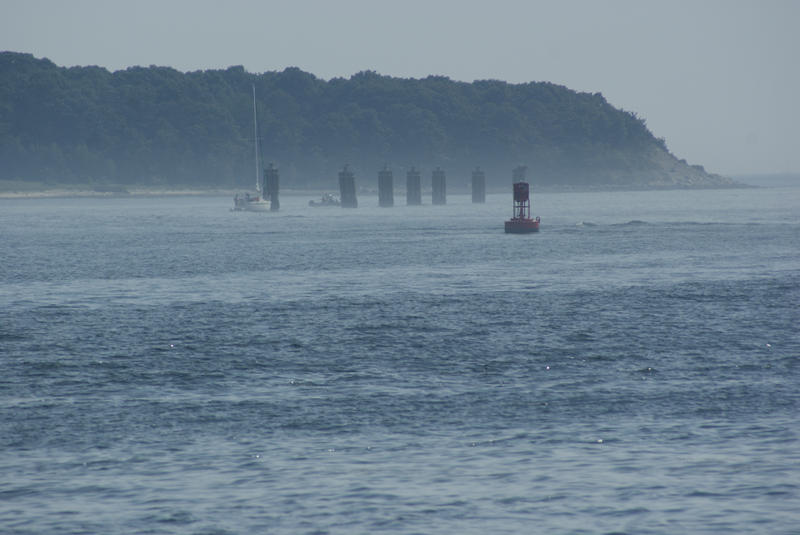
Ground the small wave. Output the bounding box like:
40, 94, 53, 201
0, 332, 26, 341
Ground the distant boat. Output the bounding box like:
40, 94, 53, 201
309, 193, 341, 207
233, 85, 273, 212
233, 191, 270, 212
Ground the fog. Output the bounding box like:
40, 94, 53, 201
2, 0, 798, 175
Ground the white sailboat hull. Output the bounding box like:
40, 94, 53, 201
233, 197, 271, 212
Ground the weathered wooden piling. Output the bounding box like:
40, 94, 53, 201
406, 167, 421, 206
432, 167, 446, 205
378, 165, 394, 207
471, 166, 486, 203
264, 162, 280, 211
338, 164, 357, 208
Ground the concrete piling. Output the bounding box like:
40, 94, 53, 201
471, 167, 485, 203
406, 167, 421, 206
378, 165, 394, 207
339, 164, 358, 208
432, 167, 446, 205
264, 162, 280, 211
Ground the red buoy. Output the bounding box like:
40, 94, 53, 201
504, 181, 540, 233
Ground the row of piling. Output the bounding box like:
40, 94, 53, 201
338, 165, 488, 208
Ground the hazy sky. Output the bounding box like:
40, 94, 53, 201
2, 0, 798, 175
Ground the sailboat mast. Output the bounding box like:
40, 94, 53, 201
253, 84, 261, 194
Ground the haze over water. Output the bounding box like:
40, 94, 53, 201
1, 184, 799, 534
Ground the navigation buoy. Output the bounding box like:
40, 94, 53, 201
504, 179, 540, 233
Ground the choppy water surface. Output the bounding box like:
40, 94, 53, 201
1, 185, 799, 534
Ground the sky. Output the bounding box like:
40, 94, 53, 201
2, 0, 798, 176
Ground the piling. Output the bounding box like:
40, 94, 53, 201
338, 164, 358, 208
432, 167, 446, 205
378, 165, 394, 207
264, 162, 280, 211
406, 167, 422, 206
471, 167, 486, 203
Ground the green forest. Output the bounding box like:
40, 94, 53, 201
0, 51, 724, 190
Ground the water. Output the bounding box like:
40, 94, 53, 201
1, 185, 799, 534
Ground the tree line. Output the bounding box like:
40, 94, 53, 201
0, 51, 669, 189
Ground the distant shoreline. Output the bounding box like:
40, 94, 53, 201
0, 187, 378, 199
0, 180, 778, 200
5, 173, 795, 200
0, 187, 234, 199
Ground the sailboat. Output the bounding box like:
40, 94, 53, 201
233, 85, 272, 212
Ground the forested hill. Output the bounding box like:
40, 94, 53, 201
0, 51, 733, 190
